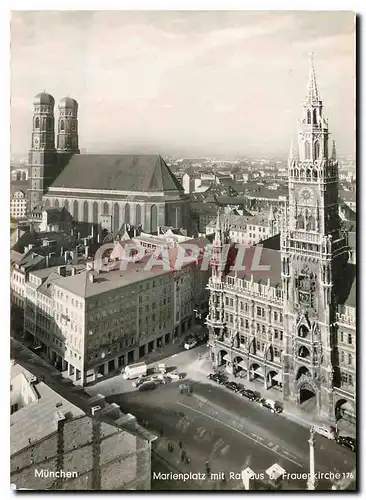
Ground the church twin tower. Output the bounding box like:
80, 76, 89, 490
28, 92, 79, 211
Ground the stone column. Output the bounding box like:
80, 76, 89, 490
67, 363, 73, 377
74, 368, 79, 382
104, 361, 109, 376
114, 357, 119, 371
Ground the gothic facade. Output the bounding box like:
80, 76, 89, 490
27, 93, 189, 234
206, 58, 356, 424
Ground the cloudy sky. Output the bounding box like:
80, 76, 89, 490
10, 10, 355, 158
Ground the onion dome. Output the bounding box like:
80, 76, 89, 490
59, 96, 78, 110
33, 92, 55, 106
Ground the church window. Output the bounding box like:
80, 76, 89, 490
314, 141, 320, 160
103, 202, 109, 215
60, 120, 65, 131
307, 110, 311, 124
305, 141, 311, 160
296, 214, 305, 230
306, 215, 315, 231
35, 117, 40, 129
313, 169, 318, 180
313, 109, 317, 125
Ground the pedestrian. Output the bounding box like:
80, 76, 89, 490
179, 440, 183, 449
181, 450, 186, 462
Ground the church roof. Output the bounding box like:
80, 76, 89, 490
49, 154, 184, 193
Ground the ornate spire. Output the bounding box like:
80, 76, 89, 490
331, 140, 337, 160
306, 52, 319, 103
213, 209, 222, 247
268, 204, 275, 221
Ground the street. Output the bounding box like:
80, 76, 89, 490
11, 338, 356, 491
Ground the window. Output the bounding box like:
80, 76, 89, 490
348, 354, 352, 365
341, 351, 345, 363
225, 297, 229, 305
348, 334, 352, 345
240, 335, 246, 345
256, 306, 264, 317
307, 110, 311, 124
274, 329, 279, 339
229, 298, 233, 307
60, 120, 65, 131
305, 141, 311, 160
274, 311, 278, 322
229, 314, 233, 323
35, 117, 40, 129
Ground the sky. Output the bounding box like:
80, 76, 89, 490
10, 10, 355, 158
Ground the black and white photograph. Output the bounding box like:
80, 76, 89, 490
9, 9, 356, 492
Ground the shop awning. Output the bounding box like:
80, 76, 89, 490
238, 361, 247, 369
223, 354, 231, 362
272, 372, 283, 383
253, 366, 264, 377
340, 401, 354, 413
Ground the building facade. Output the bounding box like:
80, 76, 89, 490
10, 190, 27, 220
22, 238, 209, 385
206, 58, 356, 424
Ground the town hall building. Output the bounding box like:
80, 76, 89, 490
206, 57, 356, 425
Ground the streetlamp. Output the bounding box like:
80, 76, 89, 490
307, 426, 316, 490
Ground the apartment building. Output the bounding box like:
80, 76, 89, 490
22, 243, 209, 385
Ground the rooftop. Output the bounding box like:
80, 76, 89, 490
49, 154, 184, 193
10, 363, 85, 455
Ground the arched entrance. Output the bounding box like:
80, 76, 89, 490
218, 350, 229, 368
335, 399, 354, 423
296, 367, 317, 412
267, 370, 280, 389
233, 356, 246, 378
249, 363, 263, 381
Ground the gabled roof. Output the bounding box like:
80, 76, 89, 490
49, 154, 184, 193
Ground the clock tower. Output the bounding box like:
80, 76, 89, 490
281, 55, 349, 422
28, 92, 57, 212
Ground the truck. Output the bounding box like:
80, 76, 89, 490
122, 362, 147, 380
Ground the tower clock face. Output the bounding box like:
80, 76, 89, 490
299, 187, 315, 204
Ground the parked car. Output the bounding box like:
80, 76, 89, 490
139, 381, 156, 391
260, 398, 282, 414
312, 425, 336, 440
225, 381, 241, 392
336, 435, 356, 452
239, 389, 257, 401
208, 373, 227, 384
184, 338, 198, 350
132, 375, 151, 388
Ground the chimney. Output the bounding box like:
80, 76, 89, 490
85, 246, 89, 258
60, 246, 64, 256
54, 411, 66, 430
45, 255, 49, 268
64, 250, 69, 263
58, 265, 67, 277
